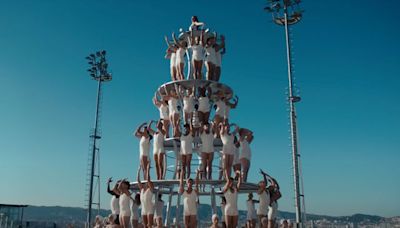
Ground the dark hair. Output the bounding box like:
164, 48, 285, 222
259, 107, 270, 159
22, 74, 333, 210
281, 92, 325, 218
135, 193, 141, 206
192, 16, 199, 22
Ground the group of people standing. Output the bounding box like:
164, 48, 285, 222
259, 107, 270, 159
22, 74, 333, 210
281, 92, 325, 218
165, 16, 225, 81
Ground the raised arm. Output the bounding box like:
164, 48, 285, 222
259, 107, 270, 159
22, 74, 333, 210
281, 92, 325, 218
172, 32, 183, 48
222, 171, 230, 193
147, 120, 156, 135
259, 169, 269, 185
215, 35, 225, 51
107, 177, 114, 195
153, 95, 161, 108
227, 95, 239, 109
164, 35, 171, 47
219, 123, 225, 136
135, 122, 147, 138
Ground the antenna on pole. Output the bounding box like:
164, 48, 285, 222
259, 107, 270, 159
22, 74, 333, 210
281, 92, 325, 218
84, 50, 112, 227
264, 1, 306, 227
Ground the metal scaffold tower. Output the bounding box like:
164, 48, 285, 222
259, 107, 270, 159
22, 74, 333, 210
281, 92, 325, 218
264, 0, 306, 227
84, 50, 112, 227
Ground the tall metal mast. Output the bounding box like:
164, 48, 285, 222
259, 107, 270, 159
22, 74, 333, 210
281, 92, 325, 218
265, 1, 305, 227
85, 50, 112, 227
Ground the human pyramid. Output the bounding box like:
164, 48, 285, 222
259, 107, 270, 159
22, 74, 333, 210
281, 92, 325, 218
103, 17, 283, 228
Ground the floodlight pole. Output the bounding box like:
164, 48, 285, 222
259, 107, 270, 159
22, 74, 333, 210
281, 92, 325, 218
283, 5, 303, 227
265, 1, 304, 227
85, 51, 112, 227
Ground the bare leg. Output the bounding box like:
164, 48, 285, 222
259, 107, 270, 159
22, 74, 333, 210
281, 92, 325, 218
201, 152, 208, 174
131, 219, 139, 228
147, 214, 154, 228
179, 62, 185, 80
142, 215, 148, 228
215, 66, 221, 81
186, 154, 192, 178
204, 112, 210, 124
141, 156, 149, 180
190, 215, 197, 228
240, 158, 250, 182
184, 215, 190, 228
207, 152, 214, 180
206, 62, 214, 81
213, 115, 223, 138
224, 154, 233, 178
232, 215, 238, 228
163, 119, 170, 138
182, 154, 187, 179
159, 153, 165, 179
154, 154, 160, 180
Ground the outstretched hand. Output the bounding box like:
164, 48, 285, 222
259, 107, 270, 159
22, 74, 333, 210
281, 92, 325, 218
107, 177, 112, 183
259, 168, 266, 176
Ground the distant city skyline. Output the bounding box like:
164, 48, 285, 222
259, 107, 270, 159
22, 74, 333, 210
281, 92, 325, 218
0, 0, 399, 217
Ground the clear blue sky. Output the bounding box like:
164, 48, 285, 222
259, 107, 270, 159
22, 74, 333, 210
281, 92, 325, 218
0, 1, 399, 218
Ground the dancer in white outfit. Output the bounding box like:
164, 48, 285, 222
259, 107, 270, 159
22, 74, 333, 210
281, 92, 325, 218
164, 35, 179, 81
199, 122, 216, 180
181, 87, 195, 126
222, 170, 241, 228
232, 138, 241, 179
205, 35, 225, 81
135, 122, 153, 180
220, 197, 226, 228
173, 32, 188, 80
214, 94, 239, 135
154, 194, 164, 228
179, 124, 194, 178
148, 120, 167, 180
198, 87, 212, 125
219, 123, 239, 179
260, 169, 282, 228
239, 128, 254, 182
179, 169, 200, 228
256, 172, 270, 226
118, 180, 132, 228
164, 89, 181, 138
189, 30, 205, 79
130, 193, 141, 228
246, 193, 258, 228
153, 95, 170, 138
107, 178, 121, 225
137, 165, 155, 228
214, 36, 225, 82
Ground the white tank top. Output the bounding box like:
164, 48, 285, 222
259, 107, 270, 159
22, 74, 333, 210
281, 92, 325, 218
176, 48, 186, 63
141, 188, 154, 215
240, 140, 251, 160
247, 200, 257, 220
191, 44, 204, 60
205, 46, 217, 64
200, 131, 214, 152
153, 132, 165, 154
110, 195, 120, 215
221, 133, 234, 154
224, 188, 238, 216
170, 52, 176, 67
180, 134, 193, 155
159, 103, 169, 120
257, 190, 270, 215
155, 200, 164, 218
182, 190, 197, 216
168, 98, 179, 115
198, 96, 210, 112
130, 199, 139, 220
215, 100, 226, 117
139, 136, 150, 157
119, 194, 131, 216
233, 145, 240, 165
183, 96, 194, 113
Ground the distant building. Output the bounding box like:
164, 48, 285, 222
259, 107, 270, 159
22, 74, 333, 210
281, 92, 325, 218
0, 204, 27, 227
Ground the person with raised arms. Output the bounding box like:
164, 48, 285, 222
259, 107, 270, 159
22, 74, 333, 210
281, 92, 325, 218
172, 32, 188, 80
148, 120, 167, 180
219, 123, 239, 179
130, 193, 141, 228
239, 128, 254, 182
134, 122, 153, 180
164, 88, 181, 138
260, 169, 282, 228
188, 30, 205, 79
246, 193, 258, 228
137, 165, 155, 228
164, 35, 179, 81
179, 123, 195, 179
222, 170, 241, 228
117, 180, 132, 228
153, 95, 170, 138
107, 178, 121, 225
179, 169, 200, 228
199, 122, 217, 180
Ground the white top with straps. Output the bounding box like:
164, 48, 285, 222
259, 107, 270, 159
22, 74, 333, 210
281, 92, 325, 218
110, 195, 120, 215
183, 96, 195, 113
139, 136, 150, 157
180, 134, 193, 155
140, 188, 154, 216
176, 47, 186, 64
239, 139, 251, 160
247, 200, 257, 220
221, 133, 235, 155
205, 46, 217, 64
191, 44, 204, 61
159, 103, 169, 120
168, 98, 179, 115
214, 100, 226, 117
257, 190, 270, 215
224, 188, 238, 216
130, 199, 139, 220
155, 200, 164, 218
119, 193, 131, 217
182, 190, 198, 216
200, 131, 214, 152
198, 96, 210, 112
153, 132, 165, 155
